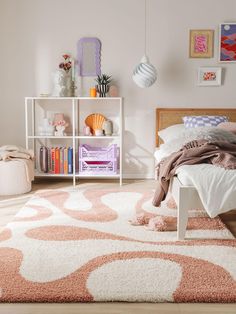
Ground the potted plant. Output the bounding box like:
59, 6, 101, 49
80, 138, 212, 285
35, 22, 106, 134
95, 74, 112, 97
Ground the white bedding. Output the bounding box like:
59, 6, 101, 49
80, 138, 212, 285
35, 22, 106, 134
154, 146, 236, 219
175, 164, 236, 218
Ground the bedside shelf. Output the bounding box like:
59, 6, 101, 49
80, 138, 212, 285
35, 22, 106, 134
25, 97, 123, 186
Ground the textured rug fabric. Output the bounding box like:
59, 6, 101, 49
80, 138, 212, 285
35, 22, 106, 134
0, 186, 236, 303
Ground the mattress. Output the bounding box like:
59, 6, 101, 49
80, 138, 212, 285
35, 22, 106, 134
155, 148, 193, 186
175, 170, 193, 186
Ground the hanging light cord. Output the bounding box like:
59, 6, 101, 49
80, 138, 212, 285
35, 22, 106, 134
144, 0, 147, 56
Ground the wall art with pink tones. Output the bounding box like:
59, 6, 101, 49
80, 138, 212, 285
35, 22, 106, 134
189, 29, 214, 58
197, 67, 222, 86
219, 23, 236, 63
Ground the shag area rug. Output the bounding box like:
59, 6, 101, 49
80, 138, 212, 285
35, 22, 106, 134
0, 187, 236, 303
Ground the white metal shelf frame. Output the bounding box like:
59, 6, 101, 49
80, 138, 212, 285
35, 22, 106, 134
25, 97, 123, 186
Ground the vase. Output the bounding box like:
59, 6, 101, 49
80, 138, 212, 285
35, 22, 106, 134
102, 120, 113, 136
96, 84, 109, 97
52, 70, 71, 97
55, 125, 66, 136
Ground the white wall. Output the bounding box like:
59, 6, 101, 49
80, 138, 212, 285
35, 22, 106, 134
0, 0, 236, 178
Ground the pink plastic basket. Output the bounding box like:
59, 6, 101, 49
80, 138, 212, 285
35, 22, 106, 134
79, 144, 117, 175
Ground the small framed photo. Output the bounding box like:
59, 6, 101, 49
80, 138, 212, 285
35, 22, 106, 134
219, 23, 236, 62
197, 67, 222, 86
189, 30, 214, 58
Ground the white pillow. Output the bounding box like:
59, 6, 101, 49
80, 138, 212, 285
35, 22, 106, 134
158, 124, 185, 142
155, 127, 236, 162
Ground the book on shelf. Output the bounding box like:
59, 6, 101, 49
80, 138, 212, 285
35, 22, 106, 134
39, 146, 73, 175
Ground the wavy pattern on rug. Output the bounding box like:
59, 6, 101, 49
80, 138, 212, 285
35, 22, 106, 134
0, 187, 235, 303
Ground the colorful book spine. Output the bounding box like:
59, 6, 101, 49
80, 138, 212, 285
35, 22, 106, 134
68, 147, 73, 174
60, 147, 64, 174
55, 147, 60, 174
64, 147, 68, 174
51, 148, 55, 173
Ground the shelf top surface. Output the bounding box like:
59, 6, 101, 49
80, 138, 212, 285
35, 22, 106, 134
25, 97, 122, 100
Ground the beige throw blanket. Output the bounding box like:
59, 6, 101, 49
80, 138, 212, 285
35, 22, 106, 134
153, 139, 236, 207
0, 145, 34, 182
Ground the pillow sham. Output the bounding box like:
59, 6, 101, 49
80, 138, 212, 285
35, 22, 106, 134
183, 115, 228, 128
217, 122, 236, 134
155, 127, 236, 162
158, 124, 185, 142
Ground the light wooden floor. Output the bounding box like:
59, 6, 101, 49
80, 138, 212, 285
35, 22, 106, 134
0, 179, 236, 314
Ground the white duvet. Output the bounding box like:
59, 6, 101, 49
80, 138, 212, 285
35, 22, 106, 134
154, 127, 236, 218
175, 164, 236, 218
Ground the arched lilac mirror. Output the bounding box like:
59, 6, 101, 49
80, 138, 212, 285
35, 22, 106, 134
77, 37, 101, 77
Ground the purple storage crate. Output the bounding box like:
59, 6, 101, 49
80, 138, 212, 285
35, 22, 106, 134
79, 144, 117, 175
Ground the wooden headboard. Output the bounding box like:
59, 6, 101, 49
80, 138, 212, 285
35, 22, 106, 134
156, 108, 236, 147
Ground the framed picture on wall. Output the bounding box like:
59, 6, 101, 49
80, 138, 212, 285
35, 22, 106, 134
189, 30, 214, 58
197, 67, 222, 86
219, 23, 236, 62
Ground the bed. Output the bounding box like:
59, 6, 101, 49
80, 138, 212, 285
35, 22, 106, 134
155, 108, 236, 240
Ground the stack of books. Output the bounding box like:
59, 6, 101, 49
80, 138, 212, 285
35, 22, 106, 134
39, 146, 73, 174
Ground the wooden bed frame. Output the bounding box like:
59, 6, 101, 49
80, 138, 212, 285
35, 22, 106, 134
156, 108, 236, 240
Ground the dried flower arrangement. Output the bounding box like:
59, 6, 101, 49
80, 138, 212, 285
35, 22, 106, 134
59, 54, 72, 73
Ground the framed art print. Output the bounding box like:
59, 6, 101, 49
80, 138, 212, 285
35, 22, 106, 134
197, 67, 222, 86
189, 30, 214, 58
219, 23, 236, 62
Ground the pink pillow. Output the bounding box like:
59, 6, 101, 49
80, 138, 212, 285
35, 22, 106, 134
217, 122, 236, 134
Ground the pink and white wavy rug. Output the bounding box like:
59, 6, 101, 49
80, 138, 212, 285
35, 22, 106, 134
0, 186, 236, 303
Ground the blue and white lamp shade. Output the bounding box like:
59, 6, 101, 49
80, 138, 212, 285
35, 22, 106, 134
132, 55, 157, 88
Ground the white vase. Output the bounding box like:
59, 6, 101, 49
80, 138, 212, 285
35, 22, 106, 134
55, 125, 66, 136
52, 70, 70, 97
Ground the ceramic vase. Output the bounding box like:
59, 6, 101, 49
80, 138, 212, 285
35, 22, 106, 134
96, 84, 109, 97
102, 120, 113, 136
52, 70, 71, 97
55, 125, 66, 136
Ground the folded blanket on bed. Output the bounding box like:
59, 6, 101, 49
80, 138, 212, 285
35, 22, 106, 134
152, 139, 236, 207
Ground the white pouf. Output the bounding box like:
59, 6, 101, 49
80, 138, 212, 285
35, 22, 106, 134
0, 160, 32, 195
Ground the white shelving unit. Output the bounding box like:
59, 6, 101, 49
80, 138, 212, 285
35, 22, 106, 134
25, 97, 123, 186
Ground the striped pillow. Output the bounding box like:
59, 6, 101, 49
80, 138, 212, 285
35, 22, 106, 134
183, 115, 228, 128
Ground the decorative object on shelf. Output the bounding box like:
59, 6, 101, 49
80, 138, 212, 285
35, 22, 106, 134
38, 118, 54, 136
53, 113, 68, 136
85, 113, 106, 135
83, 125, 92, 136
77, 37, 101, 76
197, 67, 222, 86
52, 54, 73, 97
95, 129, 104, 136
132, 0, 157, 88
95, 74, 112, 97
90, 87, 97, 97
39, 93, 50, 97
69, 80, 77, 97
52, 70, 69, 97
219, 23, 236, 63
189, 30, 214, 58
103, 119, 113, 136
109, 85, 119, 97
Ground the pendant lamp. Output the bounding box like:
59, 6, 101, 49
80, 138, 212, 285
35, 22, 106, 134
132, 0, 157, 88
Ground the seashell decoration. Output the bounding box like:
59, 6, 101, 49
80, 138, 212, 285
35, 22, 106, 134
132, 55, 157, 88
85, 113, 106, 135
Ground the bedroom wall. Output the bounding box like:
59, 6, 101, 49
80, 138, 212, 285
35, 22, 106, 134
0, 0, 236, 178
